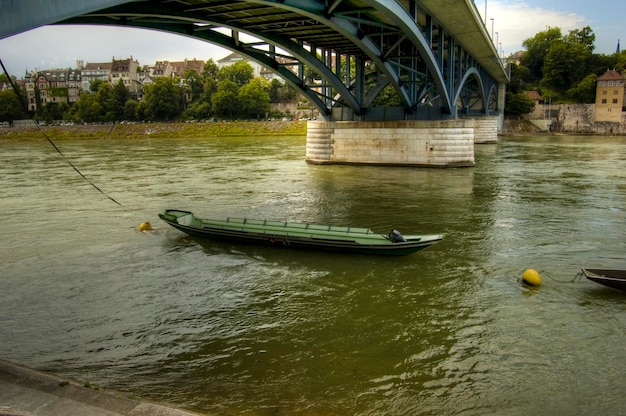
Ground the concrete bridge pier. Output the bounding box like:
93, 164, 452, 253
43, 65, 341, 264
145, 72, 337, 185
473, 116, 499, 144
306, 119, 491, 168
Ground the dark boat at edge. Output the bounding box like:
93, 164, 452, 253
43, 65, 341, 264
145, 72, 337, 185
581, 267, 626, 292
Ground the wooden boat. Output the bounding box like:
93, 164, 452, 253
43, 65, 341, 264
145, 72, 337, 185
581, 268, 626, 292
159, 209, 443, 256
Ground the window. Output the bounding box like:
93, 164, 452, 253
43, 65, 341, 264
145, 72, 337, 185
613, 99, 618, 104
602, 99, 607, 104
614, 90, 619, 95
602, 90, 607, 95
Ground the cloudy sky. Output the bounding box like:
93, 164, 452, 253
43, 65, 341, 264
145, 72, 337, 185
0, 0, 623, 78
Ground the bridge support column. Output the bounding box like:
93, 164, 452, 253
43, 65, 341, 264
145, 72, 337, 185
306, 120, 475, 167
473, 116, 499, 144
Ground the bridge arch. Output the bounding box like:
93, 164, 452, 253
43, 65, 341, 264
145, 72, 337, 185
455, 67, 486, 116
32, 0, 505, 122
487, 84, 499, 112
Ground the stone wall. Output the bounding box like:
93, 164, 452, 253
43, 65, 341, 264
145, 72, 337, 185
306, 120, 475, 167
557, 104, 597, 133
526, 103, 626, 134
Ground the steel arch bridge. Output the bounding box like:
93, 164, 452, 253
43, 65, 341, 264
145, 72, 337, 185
1, 0, 507, 122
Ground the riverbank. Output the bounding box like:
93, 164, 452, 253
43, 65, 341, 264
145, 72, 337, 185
0, 359, 203, 415
503, 119, 626, 136
0, 120, 307, 140
2, 119, 620, 141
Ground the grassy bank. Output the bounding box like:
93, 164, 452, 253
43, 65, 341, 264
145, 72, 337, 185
0, 120, 308, 140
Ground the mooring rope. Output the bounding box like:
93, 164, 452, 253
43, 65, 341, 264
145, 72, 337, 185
0, 58, 122, 206
539, 269, 584, 284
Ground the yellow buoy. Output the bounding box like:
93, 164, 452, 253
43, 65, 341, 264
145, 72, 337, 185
522, 268, 542, 286
139, 222, 152, 232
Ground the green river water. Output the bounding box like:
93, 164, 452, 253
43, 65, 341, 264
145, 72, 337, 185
1, 133, 625, 415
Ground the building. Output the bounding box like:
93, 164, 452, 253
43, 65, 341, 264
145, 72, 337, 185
144, 58, 205, 79
169, 58, 204, 78
66, 68, 81, 104
22, 71, 37, 112
595, 69, 625, 123
150, 61, 173, 77
80, 61, 112, 92
19, 67, 82, 111
17, 68, 73, 110
111, 57, 140, 97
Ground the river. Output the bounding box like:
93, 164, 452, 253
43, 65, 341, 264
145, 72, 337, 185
1, 132, 625, 415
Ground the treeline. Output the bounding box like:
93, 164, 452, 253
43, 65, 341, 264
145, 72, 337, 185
0, 59, 298, 124
505, 25, 626, 115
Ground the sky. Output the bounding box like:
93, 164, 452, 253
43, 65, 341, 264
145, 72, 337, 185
0, 0, 623, 78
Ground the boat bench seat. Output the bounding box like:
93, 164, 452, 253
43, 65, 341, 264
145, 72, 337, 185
177, 213, 194, 226
225, 217, 373, 234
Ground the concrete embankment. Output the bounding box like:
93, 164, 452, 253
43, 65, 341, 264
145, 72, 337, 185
0, 359, 203, 416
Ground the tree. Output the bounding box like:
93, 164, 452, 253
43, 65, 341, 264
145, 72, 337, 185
541, 27, 596, 96
182, 100, 211, 120
217, 61, 254, 86
202, 58, 219, 79
183, 69, 203, 103
504, 92, 536, 116
96, 82, 115, 121
183, 76, 216, 120
567, 26, 595, 53
72, 81, 134, 122
89, 79, 106, 93
567, 73, 597, 103
269, 78, 298, 103
507, 63, 531, 94
520, 27, 562, 82
75, 92, 101, 123
0, 89, 25, 122
269, 78, 281, 102
614, 50, 626, 72
203, 76, 218, 100
587, 53, 619, 77
140, 77, 182, 121
371, 84, 402, 106
44, 102, 67, 122
211, 80, 239, 117
123, 99, 139, 121
238, 77, 271, 119
111, 80, 130, 119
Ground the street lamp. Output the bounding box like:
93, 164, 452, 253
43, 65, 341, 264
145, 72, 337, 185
484, 0, 487, 23
496, 32, 499, 49
490, 18, 494, 40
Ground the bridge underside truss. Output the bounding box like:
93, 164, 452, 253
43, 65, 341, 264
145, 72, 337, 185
58, 0, 504, 121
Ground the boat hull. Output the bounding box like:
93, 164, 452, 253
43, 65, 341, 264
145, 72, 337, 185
581, 268, 626, 292
159, 209, 443, 256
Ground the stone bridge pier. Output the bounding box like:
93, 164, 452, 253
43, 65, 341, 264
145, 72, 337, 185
306, 118, 498, 167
